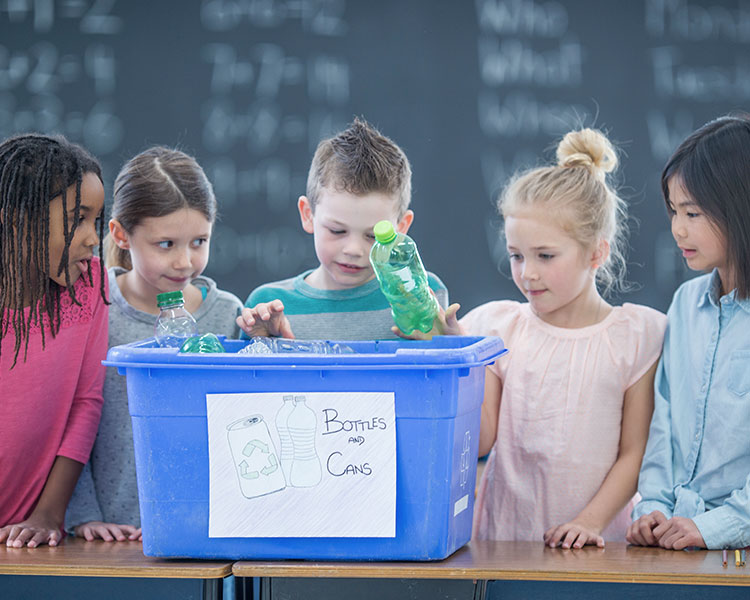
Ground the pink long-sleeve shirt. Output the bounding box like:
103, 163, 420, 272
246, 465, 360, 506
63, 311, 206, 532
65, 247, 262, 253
1, 258, 108, 526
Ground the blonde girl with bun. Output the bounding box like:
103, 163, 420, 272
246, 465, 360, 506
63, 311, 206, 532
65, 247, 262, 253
458, 129, 667, 547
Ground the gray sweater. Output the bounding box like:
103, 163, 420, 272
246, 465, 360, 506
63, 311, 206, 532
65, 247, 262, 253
65, 267, 243, 529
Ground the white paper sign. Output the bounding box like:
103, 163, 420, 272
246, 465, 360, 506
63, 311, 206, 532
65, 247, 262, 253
206, 391, 396, 538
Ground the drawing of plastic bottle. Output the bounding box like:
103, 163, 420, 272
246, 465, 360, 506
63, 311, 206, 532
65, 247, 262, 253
227, 415, 286, 499
288, 395, 322, 487
275, 395, 296, 484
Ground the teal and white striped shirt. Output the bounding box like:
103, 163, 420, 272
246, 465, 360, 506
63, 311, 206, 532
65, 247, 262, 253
244, 269, 448, 341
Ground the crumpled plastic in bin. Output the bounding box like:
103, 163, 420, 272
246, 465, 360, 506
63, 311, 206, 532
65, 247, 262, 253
238, 337, 354, 355
179, 332, 226, 353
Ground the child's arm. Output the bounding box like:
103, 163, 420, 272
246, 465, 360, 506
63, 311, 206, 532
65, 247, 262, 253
236, 300, 295, 339
651, 471, 750, 550
0, 456, 83, 548
478, 368, 503, 457
544, 359, 659, 549
627, 336, 678, 546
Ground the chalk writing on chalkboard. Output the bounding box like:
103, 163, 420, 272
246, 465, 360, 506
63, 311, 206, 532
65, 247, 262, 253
643, 0, 747, 294
0, 0, 123, 34
475, 0, 592, 278
200, 0, 348, 36
3, 0, 749, 313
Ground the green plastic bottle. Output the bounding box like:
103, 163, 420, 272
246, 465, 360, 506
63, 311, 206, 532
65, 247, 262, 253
179, 332, 226, 353
369, 220, 438, 334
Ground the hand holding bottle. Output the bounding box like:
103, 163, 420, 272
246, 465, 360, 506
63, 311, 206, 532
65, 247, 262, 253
391, 297, 464, 340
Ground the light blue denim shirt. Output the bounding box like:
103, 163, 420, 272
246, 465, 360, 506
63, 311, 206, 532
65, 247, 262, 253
632, 270, 750, 549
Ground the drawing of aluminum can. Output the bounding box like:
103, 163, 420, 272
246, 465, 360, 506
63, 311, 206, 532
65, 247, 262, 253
227, 415, 286, 499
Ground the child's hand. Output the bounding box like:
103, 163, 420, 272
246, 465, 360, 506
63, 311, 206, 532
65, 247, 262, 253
0, 512, 62, 548
543, 521, 604, 549
652, 516, 705, 550
392, 303, 463, 340
625, 510, 668, 546
74, 521, 142, 542
236, 300, 295, 339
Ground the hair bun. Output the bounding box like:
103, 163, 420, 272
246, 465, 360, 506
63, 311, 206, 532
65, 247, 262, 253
556, 128, 618, 179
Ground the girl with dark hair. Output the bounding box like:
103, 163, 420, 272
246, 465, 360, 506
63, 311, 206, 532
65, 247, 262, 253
65, 147, 242, 542
0, 133, 108, 548
628, 114, 750, 550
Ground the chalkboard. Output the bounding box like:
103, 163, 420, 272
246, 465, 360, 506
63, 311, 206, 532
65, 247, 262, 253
2, 0, 748, 313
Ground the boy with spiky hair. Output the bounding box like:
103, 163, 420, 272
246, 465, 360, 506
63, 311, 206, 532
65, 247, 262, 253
237, 117, 448, 340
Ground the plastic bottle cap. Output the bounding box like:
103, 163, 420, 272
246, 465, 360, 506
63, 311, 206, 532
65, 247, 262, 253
157, 290, 185, 307
373, 220, 397, 244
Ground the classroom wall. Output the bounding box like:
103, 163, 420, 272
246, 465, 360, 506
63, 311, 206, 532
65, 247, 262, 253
1, 0, 747, 312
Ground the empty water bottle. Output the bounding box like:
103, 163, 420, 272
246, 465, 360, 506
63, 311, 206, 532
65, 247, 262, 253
369, 220, 438, 334
238, 337, 354, 355
239, 337, 276, 355
154, 291, 198, 347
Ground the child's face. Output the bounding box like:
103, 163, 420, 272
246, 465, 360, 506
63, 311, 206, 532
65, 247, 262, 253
47, 173, 105, 288
667, 177, 728, 279
298, 188, 413, 290
111, 208, 212, 297
505, 209, 598, 322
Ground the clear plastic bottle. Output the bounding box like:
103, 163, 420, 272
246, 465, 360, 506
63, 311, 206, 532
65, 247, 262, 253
154, 290, 199, 347
288, 395, 321, 487
275, 395, 296, 484
369, 220, 439, 334
238, 337, 355, 355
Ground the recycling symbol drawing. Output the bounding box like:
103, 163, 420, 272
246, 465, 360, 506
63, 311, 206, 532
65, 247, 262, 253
239, 439, 280, 479
227, 415, 287, 499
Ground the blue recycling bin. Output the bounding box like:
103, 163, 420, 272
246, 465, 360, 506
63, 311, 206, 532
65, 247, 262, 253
105, 335, 506, 560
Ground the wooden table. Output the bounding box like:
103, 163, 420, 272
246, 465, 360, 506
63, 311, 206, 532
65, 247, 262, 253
233, 541, 750, 600
0, 537, 233, 600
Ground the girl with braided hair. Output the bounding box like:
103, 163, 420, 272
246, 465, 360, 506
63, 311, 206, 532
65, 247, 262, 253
0, 133, 108, 548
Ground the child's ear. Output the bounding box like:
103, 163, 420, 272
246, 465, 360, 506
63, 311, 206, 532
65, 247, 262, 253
109, 219, 131, 249
298, 196, 314, 234
396, 210, 414, 234
591, 239, 610, 269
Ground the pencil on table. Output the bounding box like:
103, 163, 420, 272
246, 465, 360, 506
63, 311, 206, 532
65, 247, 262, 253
742, 549, 746, 567
723, 549, 728, 567
736, 549, 741, 566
